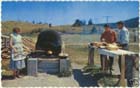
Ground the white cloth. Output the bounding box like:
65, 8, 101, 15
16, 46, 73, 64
10, 33, 26, 61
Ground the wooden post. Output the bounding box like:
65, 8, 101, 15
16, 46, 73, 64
27, 58, 38, 76
102, 56, 105, 73
2, 35, 10, 48
120, 55, 127, 87
6, 38, 9, 47
106, 55, 109, 74
88, 46, 94, 65
102, 55, 108, 74
112, 56, 120, 75
4, 38, 6, 48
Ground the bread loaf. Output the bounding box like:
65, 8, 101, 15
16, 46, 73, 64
106, 44, 119, 50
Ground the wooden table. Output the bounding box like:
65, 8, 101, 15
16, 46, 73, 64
88, 45, 135, 87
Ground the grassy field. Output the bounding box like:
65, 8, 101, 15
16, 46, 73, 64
2, 33, 139, 76
1, 21, 139, 88
1, 21, 139, 76
2, 21, 82, 34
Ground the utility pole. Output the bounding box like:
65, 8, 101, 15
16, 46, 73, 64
103, 16, 112, 24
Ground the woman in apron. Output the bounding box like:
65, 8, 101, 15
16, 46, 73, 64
9, 27, 26, 78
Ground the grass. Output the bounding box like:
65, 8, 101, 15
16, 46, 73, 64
62, 34, 100, 44
1, 44, 101, 76
1, 21, 139, 87
66, 45, 88, 65
65, 45, 101, 65
2, 21, 82, 34
2, 21, 49, 34
98, 77, 119, 87
129, 44, 139, 52
1, 30, 139, 76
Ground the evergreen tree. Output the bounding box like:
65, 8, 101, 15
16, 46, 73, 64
32, 20, 35, 24
88, 19, 93, 25
73, 19, 86, 27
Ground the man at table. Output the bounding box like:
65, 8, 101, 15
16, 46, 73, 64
117, 21, 133, 86
100, 24, 117, 71
117, 21, 129, 50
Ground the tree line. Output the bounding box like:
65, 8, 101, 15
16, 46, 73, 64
31, 19, 94, 27
72, 19, 94, 27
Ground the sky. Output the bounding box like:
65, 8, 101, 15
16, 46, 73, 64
2, 1, 139, 25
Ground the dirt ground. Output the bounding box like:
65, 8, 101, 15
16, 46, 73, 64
2, 63, 99, 87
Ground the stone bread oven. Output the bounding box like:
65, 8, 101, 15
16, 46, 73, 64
27, 30, 71, 76
36, 30, 62, 56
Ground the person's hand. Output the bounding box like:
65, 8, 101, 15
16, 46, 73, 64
101, 38, 105, 42
13, 48, 17, 53
27, 49, 31, 53
25, 48, 31, 53
116, 42, 120, 46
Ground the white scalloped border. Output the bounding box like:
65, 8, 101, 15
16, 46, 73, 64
0, 0, 139, 88
1, 0, 140, 2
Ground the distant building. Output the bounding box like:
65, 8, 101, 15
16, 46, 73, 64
49, 23, 52, 27
81, 25, 103, 34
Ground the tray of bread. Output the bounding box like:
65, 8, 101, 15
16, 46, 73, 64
106, 44, 119, 50
90, 42, 107, 48
91, 42, 120, 51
